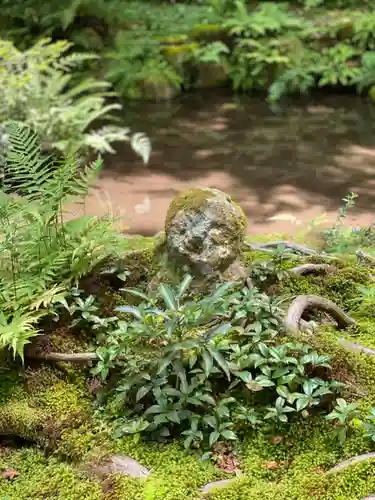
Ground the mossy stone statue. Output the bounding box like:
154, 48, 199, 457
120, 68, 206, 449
164, 187, 247, 279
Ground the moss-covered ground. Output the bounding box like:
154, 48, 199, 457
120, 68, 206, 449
2, 232, 375, 499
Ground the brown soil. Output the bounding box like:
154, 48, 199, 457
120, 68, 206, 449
65, 91, 375, 237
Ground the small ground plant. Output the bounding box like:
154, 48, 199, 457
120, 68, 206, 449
92, 275, 344, 453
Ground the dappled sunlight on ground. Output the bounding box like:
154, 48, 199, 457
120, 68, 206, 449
65, 90, 375, 236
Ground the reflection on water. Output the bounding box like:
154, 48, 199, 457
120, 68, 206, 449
68, 90, 375, 236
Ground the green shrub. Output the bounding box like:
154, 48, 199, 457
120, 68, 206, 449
0, 122, 149, 358
0, 38, 150, 160
93, 276, 343, 455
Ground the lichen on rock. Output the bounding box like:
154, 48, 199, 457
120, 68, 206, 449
164, 187, 247, 278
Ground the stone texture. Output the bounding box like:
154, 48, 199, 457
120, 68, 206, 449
164, 187, 247, 278
89, 454, 151, 479
138, 77, 181, 100
195, 62, 229, 89
200, 478, 238, 496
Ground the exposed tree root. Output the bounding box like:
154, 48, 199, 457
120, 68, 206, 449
27, 294, 372, 366
284, 295, 356, 337
289, 263, 336, 276
337, 338, 375, 357
244, 240, 318, 256
326, 452, 375, 475
26, 351, 98, 363
356, 249, 375, 266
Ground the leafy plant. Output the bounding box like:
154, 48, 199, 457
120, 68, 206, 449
326, 398, 360, 444
321, 192, 358, 252
250, 244, 293, 285
189, 41, 230, 65
106, 31, 183, 99
361, 408, 375, 442
0, 38, 150, 161
0, 121, 142, 358
225, 1, 304, 38
93, 275, 343, 452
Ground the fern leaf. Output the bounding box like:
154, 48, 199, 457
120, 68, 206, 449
131, 133, 152, 165
5, 121, 54, 201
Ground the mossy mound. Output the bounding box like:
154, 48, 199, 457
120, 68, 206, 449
0, 363, 92, 450
4, 233, 375, 499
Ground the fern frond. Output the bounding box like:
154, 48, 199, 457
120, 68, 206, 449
131, 133, 152, 165
0, 310, 41, 359
84, 126, 131, 154
5, 121, 54, 201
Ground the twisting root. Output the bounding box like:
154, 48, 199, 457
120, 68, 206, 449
356, 249, 375, 266
289, 263, 336, 276
27, 351, 98, 363
337, 338, 375, 357
244, 240, 318, 256
326, 452, 375, 475
284, 294, 356, 337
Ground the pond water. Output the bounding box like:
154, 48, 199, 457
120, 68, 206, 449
66, 89, 375, 237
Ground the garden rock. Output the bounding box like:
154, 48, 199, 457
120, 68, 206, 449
89, 454, 151, 479
164, 187, 247, 280
194, 62, 229, 89
138, 76, 181, 100
200, 478, 238, 496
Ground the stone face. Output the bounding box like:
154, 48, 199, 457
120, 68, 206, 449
165, 188, 247, 277
89, 454, 151, 479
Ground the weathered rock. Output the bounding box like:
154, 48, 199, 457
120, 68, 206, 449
164, 188, 247, 279
138, 76, 181, 100
194, 62, 229, 89
89, 454, 151, 479
200, 478, 238, 496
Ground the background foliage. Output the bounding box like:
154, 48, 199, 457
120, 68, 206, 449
2, 0, 375, 101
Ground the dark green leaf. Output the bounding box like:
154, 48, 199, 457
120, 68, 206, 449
201, 349, 213, 377
220, 429, 237, 441
208, 346, 231, 380
159, 283, 178, 310
209, 431, 220, 447
136, 385, 151, 402
177, 274, 193, 299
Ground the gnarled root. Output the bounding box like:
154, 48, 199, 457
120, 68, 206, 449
284, 294, 356, 337
26, 351, 98, 363
337, 338, 375, 357
289, 263, 336, 276
356, 249, 375, 267
244, 240, 318, 256
326, 452, 375, 475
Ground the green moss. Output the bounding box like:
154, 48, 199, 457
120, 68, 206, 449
281, 263, 372, 308
57, 422, 111, 462
210, 421, 375, 499
138, 76, 182, 101
162, 43, 200, 56
165, 188, 215, 231
189, 23, 228, 42
0, 394, 44, 441
0, 365, 91, 450
165, 188, 247, 240
114, 438, 222, 499
116, 246, 162, 286
155, 34, 189, 45
0, 448, 103, 500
